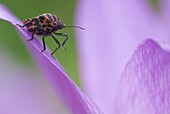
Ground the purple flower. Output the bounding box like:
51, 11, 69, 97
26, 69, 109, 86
76, 0, 170, 114
0, 4, 101, 114
1, 0, 170, 114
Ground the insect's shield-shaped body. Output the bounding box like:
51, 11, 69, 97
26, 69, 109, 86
23, 13, 65, 35
16, 13, 84, 55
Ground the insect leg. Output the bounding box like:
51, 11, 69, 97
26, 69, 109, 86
51, 34, 61, 55
53, 32, 68, 51
27, 30, 35, 41
41, 32, 49, 52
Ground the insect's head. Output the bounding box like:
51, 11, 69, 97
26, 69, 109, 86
53, 24, 85, 31
53, 20, 85, 31
53, 21, 65, 31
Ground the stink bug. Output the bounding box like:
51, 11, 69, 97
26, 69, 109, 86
16, 13, 84, 55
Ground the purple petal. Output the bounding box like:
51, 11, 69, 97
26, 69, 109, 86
0, 4, 102, 114
0, 53, 65, 114
114, 39, 170, 114
160, 0, 170, 18
76, 1, 170, 113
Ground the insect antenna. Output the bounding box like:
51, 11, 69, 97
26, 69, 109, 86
64, 26, 85, 30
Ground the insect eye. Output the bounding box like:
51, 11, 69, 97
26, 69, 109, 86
57, 25, 62, 29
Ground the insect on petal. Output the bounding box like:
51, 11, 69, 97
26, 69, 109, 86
0, 4, 102, 114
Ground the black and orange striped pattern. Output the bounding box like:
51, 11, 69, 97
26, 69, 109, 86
22, 13, 65, 35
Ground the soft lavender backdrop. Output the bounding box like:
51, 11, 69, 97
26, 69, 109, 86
76, 0, 170, 113
0, 50, 68, 114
